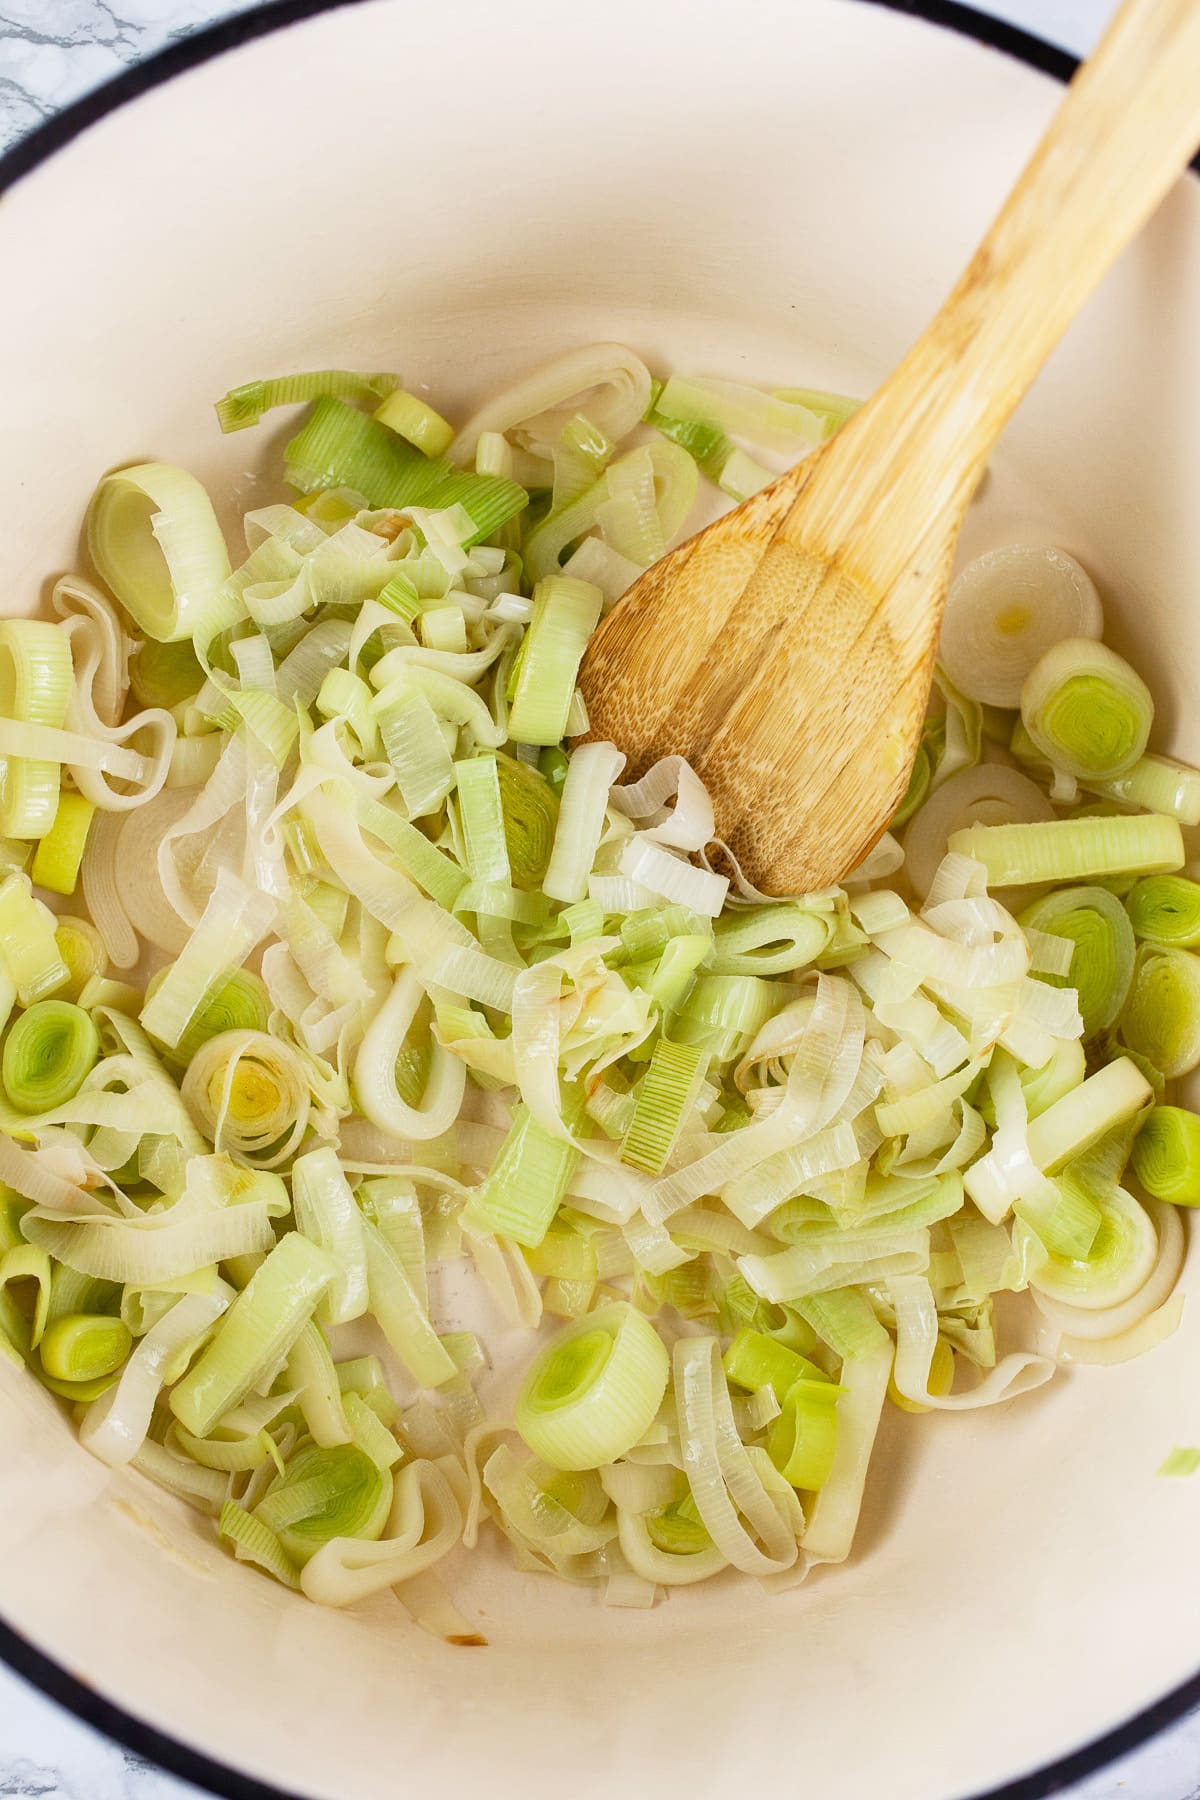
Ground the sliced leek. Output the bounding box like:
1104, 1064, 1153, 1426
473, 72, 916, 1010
87, 463, 233, 642
0, 345, 1192, 1622
515, 1302, 669, 1470
1121, 945, 1200, 1078
1132, 1107, 1200, 1206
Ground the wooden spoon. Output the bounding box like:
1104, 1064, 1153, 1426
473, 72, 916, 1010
578, 0, 1200, 895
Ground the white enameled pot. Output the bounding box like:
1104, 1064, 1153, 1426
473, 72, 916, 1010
0, 4, 1198, 1797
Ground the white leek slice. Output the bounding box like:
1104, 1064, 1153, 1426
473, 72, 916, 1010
449, 344, 652, 465
939, 546, 1102, 707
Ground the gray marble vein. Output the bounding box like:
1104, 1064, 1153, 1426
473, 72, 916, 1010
0, 0, 1196, 1797
0, 0, 259, 147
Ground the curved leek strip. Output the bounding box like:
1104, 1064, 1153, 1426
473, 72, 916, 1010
254, 1444, 392, 1568
1126, 874, 1200, 949
2, 1000, 100, 1113
374, 388, 455, 458
21, 1182, 278, 1285
950, 813, 1183, 889
116, 789, 212, 957
291, 1147, 368, 1327
0, 620, 74, 839
50, 574, 130, 730
483, 1447, 616, 1562
543, 741, 626, 904
1027, 1186, 1157, 1311
1020, 638, 1151, 781
939, 546, 1102, 708
1120, 944, 1200, 1078
617, 1507, 729, 1586
799, 1337, 891, 1565
1059, 1289, 1185, 1366
169, 1233, 335, 1438
449, 344, 652, 465
300, 1457, 463, 1606
132, 1438, 229, 1515
619, 838, 728, 917
926, 666, 982, 793
0, 719, 147, 787
654, 374, 824, 456
672, 1335, 801, 1575
888, 1274, 1052, 1409
1018, 886, 1134, 1037
354, 969, 465, 1143
903, 765, 1054, 899
283, 1319, 353, 1451
362, 1214, 457, 1388
515, 1302, 669, 1471
1031, 1198, 1184, 1340
0, 874, 69, 1004
215, 369, 400, 433
167, 733, 222, 790
80, 811, 139, 969
80, 1289, 230, 1466
1131, 1105, 1200, 1205
87, 462, 233, 642
889, 1334, 955, 1413
0, 1128, 100, 1214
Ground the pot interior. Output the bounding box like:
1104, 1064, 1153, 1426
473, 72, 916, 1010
0, 4, 1198, 1797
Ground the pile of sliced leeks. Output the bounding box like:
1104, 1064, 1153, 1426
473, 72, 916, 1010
0, 345, 1196, 1628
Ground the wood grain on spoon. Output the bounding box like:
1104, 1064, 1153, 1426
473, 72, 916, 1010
579, 0, 1200, 895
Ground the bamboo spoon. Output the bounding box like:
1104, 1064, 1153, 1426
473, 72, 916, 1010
578, 0, 1200, 895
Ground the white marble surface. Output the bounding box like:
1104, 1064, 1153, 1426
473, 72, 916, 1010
0, 0, 1198, 1796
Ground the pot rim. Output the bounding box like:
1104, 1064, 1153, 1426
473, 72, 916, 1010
0, 4, 1195, 1797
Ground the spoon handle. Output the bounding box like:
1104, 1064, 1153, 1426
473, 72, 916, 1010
791, 0, 1200, 598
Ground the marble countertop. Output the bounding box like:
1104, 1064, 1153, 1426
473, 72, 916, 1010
0, 0, 1197, 1796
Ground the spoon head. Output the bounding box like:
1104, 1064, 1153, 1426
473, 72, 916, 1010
578, 471, 946, 894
